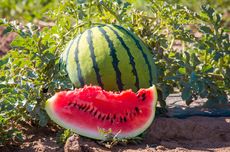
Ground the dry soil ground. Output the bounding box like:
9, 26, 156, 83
0, 94, 229, 152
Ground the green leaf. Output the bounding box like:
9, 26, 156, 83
197, 81, 205, 93
27, 70, 37, 79
162, 84, 171, 100
0, 18, 6, 24
2, 26, 12, 35
15, 132, 23, 141
200, 25, 212, 34
0, 57, 9, 67
189, 71, 198, 83
0, 84, 6, 89
213, 52, 223, 61
178, 67, 186, 74
191, 53, 200, 67
202, 65, 214, 73
26, 104, 35, 112
200, 90, 208, 98
182, 85, 192, 101
184, 52, 190, 64
216, 14, 222, 25
38, 110, 48, 127
202, 5, 215, 20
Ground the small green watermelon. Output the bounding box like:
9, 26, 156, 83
60, 24, 157, 92
46, 85, 157, 140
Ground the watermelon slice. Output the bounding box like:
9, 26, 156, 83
45, 85, 157, 140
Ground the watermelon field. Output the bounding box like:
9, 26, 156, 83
0, 0, 230, 151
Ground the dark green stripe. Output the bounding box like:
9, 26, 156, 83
87, 29, 104, 89
74, 34, 85, 87
113, 25, 153, 86
66, 37, 78, 75
98, 27, 124, 91
107, 26, 140, 90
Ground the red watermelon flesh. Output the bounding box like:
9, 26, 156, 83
45, 85, 157, 140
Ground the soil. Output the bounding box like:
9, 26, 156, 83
0, 94, 229, 152
0, 26, 17, 56
1, 116, 229, 152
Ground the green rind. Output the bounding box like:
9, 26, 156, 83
45, 85, 158, 140
102, 26, 137, 91
78, 31, 99, 88
110, 24, 155, 87
90, 26, 118, 90
106, 24, 153, 90
61, 24, 157, 92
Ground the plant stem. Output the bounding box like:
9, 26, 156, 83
169, 37, 175, 50
207, 73, 224, 80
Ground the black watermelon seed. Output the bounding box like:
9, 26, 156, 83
101, 115, 105, 121
89, 108, 94, 113
113, 114, 116, 120
142, 97, 146, 101
142, 93, 146, 101
84, 105, 90, 112
142, 93, 146, 98
120, 116, 123, 123
84, 108, 88, 111
73, 103, 77, 107
78, 104, 82, 110
106, 115, 110, 120
94, 111, 98, 116
135, 107, 139, 113
98, 114, 101, 119
111, 119, 113, 124
82, 104, 87, 110
124, 117, 127, 122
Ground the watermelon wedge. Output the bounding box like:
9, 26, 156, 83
45, 85, 157, 140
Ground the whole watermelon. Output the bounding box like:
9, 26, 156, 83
60, 24, 157, 92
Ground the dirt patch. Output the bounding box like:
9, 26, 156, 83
0, 123, 63, 152
0, 26, 17, 56
64, 116, 230, 152
1, 116, 229, 152
146, 117, 230, 149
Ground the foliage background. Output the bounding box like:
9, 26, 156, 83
0, 0, 229, 145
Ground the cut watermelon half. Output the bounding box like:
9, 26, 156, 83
45, 85, 157, 140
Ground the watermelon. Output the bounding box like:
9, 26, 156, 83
45, 85, 157, 140
60, 24, 157, 92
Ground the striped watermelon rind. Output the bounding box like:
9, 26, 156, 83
60, 24, 157, 92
